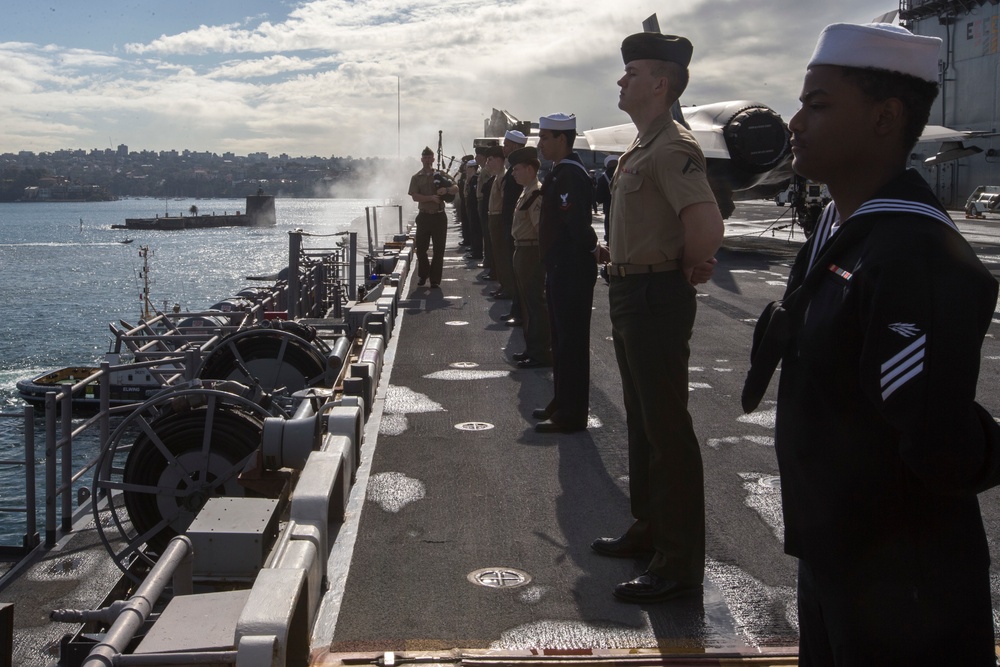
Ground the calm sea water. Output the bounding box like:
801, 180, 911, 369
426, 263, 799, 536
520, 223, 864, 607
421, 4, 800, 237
0, 196, 404, 543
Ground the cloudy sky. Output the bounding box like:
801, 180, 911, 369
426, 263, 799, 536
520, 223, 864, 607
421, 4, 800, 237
1, 0, 889, 160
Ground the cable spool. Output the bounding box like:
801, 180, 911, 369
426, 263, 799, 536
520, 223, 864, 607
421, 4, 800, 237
198, 328, 330, 395
123, 403, 264, 554
92, 388, 276, 578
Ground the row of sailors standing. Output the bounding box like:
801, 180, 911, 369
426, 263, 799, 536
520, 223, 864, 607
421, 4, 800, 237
456, 115, 614, 431
448, 30, 727, 610
416, 23, 1000, 665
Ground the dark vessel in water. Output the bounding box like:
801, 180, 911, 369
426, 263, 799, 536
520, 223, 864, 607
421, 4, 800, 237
115, 192, 277, 230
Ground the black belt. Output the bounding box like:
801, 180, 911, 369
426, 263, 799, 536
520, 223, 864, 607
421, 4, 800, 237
609, 260, 680, 277
514, 240, 539, 246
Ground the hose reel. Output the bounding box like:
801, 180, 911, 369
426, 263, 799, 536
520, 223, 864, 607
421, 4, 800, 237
92, 386, 278, 579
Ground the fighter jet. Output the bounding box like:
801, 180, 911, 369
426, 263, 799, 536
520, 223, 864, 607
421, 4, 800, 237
583, 99, 793, 219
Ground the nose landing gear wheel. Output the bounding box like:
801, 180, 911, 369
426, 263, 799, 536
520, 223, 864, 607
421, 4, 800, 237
92, 388, 273, 579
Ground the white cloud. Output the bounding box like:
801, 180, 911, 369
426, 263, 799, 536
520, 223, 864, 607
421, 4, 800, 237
1, 0, 894, 156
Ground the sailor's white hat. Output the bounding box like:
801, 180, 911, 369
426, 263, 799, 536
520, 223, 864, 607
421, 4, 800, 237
808, 23, 941, 83
604, 155, 618, 167
539, 113, 576, 131
504, 130, 527, 144
466, 159, 477, 168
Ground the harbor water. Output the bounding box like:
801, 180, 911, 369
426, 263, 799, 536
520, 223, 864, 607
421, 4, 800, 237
0, 197, 401, 544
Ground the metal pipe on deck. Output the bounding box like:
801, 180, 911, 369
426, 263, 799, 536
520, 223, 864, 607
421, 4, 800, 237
288, 230, 302, 320
80, 536, 194, 667
365, 208, 375, 257
349, 231, 358, 302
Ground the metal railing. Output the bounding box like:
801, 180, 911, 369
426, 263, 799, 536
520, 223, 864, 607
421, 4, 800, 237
0, 230, 359, 556
0, 408, 38, 553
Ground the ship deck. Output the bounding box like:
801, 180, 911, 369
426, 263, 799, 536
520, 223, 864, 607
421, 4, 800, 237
313, 205, 1000, 664
310, 208, 813, 665
5, 203, 1000, 666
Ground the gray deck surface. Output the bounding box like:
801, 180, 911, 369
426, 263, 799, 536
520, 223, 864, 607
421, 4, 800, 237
5, 203, 999, 666
329, 208, 816, 656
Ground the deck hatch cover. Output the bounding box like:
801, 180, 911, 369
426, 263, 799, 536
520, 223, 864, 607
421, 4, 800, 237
467, 567, 532, 589
454, 422, 495, 431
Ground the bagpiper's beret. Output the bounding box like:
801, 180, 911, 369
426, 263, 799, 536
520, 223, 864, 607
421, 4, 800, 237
808, 23, 941, 83
504, 130, 527, 145
508, 146, 538, 166
421, 146, 434, 156
539, 113, 576, 131
621, 32, 693, 67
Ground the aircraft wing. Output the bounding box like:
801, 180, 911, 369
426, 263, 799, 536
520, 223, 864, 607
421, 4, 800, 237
917, 126, 996, 164
920, 125, 978, 143
582, 123, 641, 154
923, 141, 984, 165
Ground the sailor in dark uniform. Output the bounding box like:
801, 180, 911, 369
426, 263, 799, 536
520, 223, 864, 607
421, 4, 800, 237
462, 159, 483, 260
498, 130, 527, 324
456, 154, 473, 246
533, 113, 600, 433
745, 23, 1000, 665
594, 155, 617, 241
477, 145, 499, 278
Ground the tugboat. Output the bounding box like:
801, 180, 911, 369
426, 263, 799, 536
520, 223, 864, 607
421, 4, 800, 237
15, 352, 167, 413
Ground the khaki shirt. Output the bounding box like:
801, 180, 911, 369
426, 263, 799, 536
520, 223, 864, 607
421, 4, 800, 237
488, 168, 504, 215
608, 111, 717, 265
511, 179, 541, 241
408, 169, 444, 213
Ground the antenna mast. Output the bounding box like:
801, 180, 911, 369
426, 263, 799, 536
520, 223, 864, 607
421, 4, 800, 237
138, 245, 153, 320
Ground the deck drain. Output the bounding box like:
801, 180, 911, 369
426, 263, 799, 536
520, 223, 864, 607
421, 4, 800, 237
445, 321, 469, 326
759, 475, 781, 489
468, 567, 532, 589
455, 421, 494, 431
450, 361, 479, 368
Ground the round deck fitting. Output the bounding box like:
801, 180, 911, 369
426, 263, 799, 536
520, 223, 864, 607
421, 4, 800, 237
454, 421, 494, 431
468, 567, 532, 589
759, 475, 781, 489
445, 321, 469, 326
450, 361, 479, 368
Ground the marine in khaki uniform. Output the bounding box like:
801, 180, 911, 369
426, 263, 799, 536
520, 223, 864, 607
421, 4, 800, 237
507, 146, 550, 368
408, 147, 459, 288
590, 32, 723, 603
